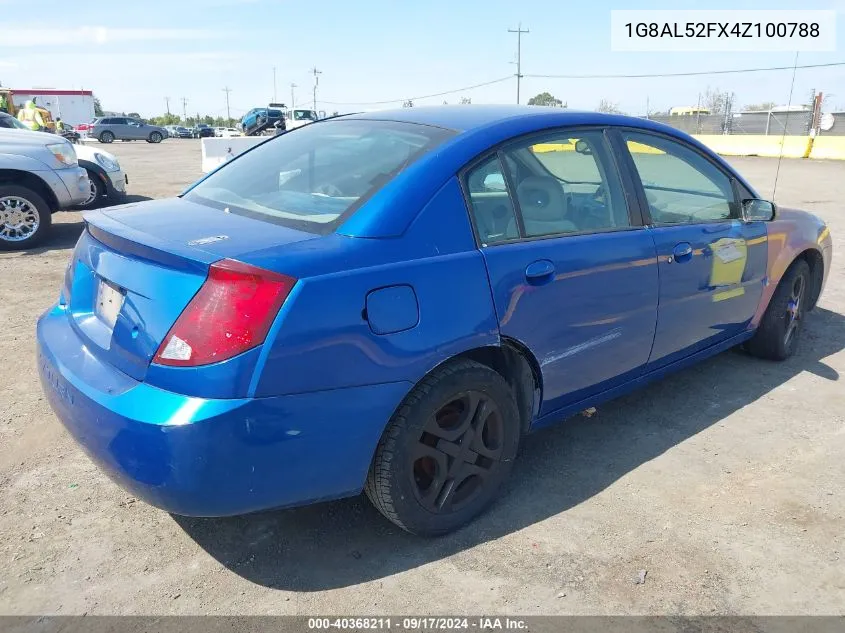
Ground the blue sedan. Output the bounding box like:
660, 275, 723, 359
37, 106, 833, 535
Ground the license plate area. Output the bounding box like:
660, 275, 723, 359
95, 279, 124, 329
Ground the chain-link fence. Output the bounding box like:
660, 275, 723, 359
648, 110, 814, 135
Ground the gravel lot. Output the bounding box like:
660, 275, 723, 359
0, 139, 842, 615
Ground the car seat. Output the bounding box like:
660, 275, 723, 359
509, 176, 577, 236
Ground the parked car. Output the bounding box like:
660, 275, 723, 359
173, 126, 193, 139
193, 124, 215, 138
90, 117, 166, 144
74, 144, 128, 210
36, 107, 833, 535
214, 126, 226, 137
219, 127, 242, 138
163, 125, 178, 138
0, 123, 89, 249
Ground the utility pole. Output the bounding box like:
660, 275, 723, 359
165, 96, 171, 116
181, 97, 188, 123
310, 67, 321, 112
696, 92, 702, 133
291, 83, 297, 108
507, 23, 529, 105
273, 67, 277, 103
222, 86, 232, 124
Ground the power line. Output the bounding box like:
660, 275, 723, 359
526, 61, 845, 79
320, 76, 512, 106
508, 23, 529, 104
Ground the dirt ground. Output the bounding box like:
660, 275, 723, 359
0, 139, 842, 615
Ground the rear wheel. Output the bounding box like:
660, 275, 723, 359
366, 359, 520, 536
99, 131, 114, 144
148, 131, 163, 143
747, 260, 811, 361
0, 185, 52, 251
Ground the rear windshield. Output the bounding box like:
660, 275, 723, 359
185, 119, 455, 233
268, 109, 283, 117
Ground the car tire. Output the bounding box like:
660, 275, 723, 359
148, 132, 163, 143
365, 359, 521, 536
746, 259, 811, 361
0, 185, 52, 251
99, 131, 114, 144
76, 169, 105, 210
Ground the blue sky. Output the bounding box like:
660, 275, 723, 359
1, 0, 844, 118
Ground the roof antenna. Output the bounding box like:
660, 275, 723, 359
772, 51, 800, 201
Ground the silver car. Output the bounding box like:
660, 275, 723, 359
90, 117, 166, 144
0, 126, 89, 250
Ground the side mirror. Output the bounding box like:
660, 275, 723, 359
742, 198, 776, 222
483, 173, 507, 191
574, 139, 593, 155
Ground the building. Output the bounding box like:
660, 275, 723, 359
669, 106, 711, 116
7, 89, 95, 127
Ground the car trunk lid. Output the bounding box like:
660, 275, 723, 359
65, 198, 318, 381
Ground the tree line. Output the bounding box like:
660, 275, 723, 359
94, 96, 238, 127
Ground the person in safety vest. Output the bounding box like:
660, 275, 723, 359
17, 101, 45, 131
55, 117, 65, 132
0, 93, 8, 114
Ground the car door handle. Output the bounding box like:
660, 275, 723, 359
525, 259, 555, 284
671, 242, 693, 263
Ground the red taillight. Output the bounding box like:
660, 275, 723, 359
153, 259, 296, 367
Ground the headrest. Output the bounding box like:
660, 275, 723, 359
516, 176, 568, 221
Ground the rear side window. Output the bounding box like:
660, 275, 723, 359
465, 155, 519, 245
465, 130, 630, 244
503, 131, 629, 237
623, 131, 737, 224
186, 119, 455, 233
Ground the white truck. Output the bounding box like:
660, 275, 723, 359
285, 108, 320, 130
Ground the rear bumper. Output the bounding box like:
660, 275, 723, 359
37, 304, 411, 517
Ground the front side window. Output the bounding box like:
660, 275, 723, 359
623, 131, 736, 224
502, 130, 629, 238
185, 119, 455, 232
